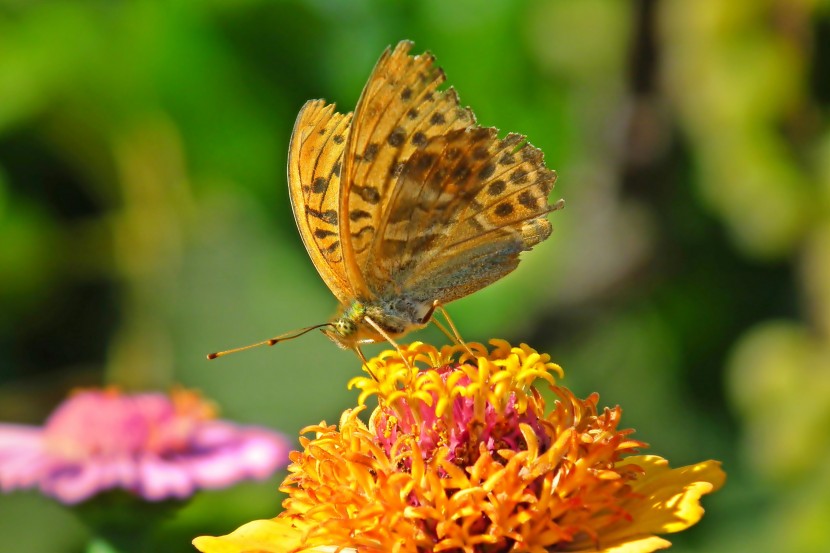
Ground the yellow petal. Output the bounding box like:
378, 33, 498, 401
590, 535, 672, 552
594, 455, 725, 549
192, 519, 304, 553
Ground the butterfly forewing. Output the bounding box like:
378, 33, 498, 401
339, 41, 477, 292
288, 99, 354, 304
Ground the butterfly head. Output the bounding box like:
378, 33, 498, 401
320, 302, 365, 349
320, 316, 359, 349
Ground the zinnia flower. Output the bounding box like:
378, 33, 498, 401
0, 387, 290, 504
193, 340, 725, 553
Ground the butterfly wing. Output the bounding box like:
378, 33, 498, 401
336, 42, 559, 305
287, 99, 355, 304
339, 41, 476, 297
368, 126, 559, 305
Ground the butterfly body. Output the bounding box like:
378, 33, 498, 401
288, 41, 562, 354
324, 298, 430, 349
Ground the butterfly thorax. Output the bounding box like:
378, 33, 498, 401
323, 298, 430, 349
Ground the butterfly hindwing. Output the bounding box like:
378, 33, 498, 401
368, 126, 557, 304
287, 99, 355, 304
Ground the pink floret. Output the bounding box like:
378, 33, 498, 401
0, 389, 290, 504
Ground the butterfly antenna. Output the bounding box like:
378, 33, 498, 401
206, 324, 334, 360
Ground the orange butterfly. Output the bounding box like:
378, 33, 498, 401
209, 41, 561, 361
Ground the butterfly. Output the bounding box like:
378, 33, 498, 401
208, 41, 561, 361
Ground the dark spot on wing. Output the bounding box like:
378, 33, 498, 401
452, 163, 471, 181
352, 225, 375, 239
354, 185, 380, 204
350, 209, 372, 222
311, 177, 328, 194
471, 128, 491, 142
499, 152, 515, 165
473, 146, 489, 159
510, 169, 529, 183
324, 240, 340, 253
388, 128, 406, 147
522, 146, 542, 163
537, 173, 555, 195
401, 87, 413, 100
333, 134, 344, 144
412, 132, 427, 148
332, 161, 341, 177
407, 108, 419, 119
430, 112, 446, 126
314, 228, 336, 239
446, 147, 461, 160
487, 180, 506, 196
495, 202, 514, 217
501, 134, 523, 149
308, 208, 338, 225
518, 190, 537, 209
413, 153, 436, 171
477, 163, 495, 180
364, 143, 379, 162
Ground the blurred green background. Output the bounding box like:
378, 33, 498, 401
2, 0, 829, 551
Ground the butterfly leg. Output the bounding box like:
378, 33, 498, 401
427, 315, 456, 344
420, 301, 459, 343
353, 346, 379, 381
363, 315, 413, 370
424, 301, 474, 357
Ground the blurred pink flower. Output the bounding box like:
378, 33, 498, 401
0, 387, 290, 504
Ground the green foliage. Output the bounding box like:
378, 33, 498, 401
2, 0, 829, 551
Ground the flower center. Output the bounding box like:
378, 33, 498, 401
374, 364, 551, 470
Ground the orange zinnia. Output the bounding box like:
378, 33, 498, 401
194, 340, 724, 553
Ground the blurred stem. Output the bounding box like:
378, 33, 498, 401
74, 491, 187, 553
85, 534, 149, 553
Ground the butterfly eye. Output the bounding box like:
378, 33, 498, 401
335, 318, 358, 337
